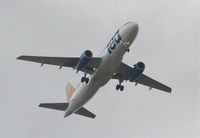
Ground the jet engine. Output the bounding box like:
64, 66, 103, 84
128, 62, 145, 82
75, 50, 93, 71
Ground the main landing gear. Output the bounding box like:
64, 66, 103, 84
116, 80, 124, 91
81, 73, 89, 84
116, 84, 124, 91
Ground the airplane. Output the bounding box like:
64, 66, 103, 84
17, 22, 172, 119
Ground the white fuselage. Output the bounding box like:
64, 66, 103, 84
64, 22, 139, 117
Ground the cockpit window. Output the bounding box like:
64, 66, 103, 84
122, 22, 132, 27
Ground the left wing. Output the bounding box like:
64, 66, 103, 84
17, 55, 101, 74
113, 63, 172, 93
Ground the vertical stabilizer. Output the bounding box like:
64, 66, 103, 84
65, 83, 75, 101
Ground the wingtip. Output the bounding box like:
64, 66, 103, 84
169, 88, 172, 93
16, 55, 23, 60
38, 103, 43, 107
167, 88, 172, 93
89, 114, 96, 119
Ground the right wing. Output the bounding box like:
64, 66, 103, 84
17, 55, 101, 74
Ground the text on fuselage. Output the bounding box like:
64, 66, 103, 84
107, 31, 122, 54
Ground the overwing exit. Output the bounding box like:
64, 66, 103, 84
17, 22, 172, 119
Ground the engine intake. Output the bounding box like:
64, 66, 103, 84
75, 50, 93, 71
129, 62, 145, 82
84, 50, 93, 58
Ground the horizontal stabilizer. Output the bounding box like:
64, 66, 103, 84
39, 103, 96, 119
75, 107, 96, 119
39, 103, 69, 111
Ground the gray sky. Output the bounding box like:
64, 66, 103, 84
0, 0, 199, 138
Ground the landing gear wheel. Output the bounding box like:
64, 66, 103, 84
116, 84, 120, 90
85, 78, 89, 84
116, 80, 124, 91
120, 85, 124, 91
116, 84, 124, 91
81, 77, 85, 83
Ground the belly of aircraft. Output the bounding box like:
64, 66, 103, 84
69, 54, 122, 113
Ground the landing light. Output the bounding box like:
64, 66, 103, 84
123, 42, 130, 46
93, 68, 96, 71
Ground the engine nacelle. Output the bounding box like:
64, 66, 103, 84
129, 62, 145, 82
75, 50, 93, 71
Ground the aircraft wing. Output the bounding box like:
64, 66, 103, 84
135, 74, 172, 92
113, 63, 172, 93
17, 55, 101, 74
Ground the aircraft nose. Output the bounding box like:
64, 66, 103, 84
128, 22, 139, 39
120, 22, 139, 43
